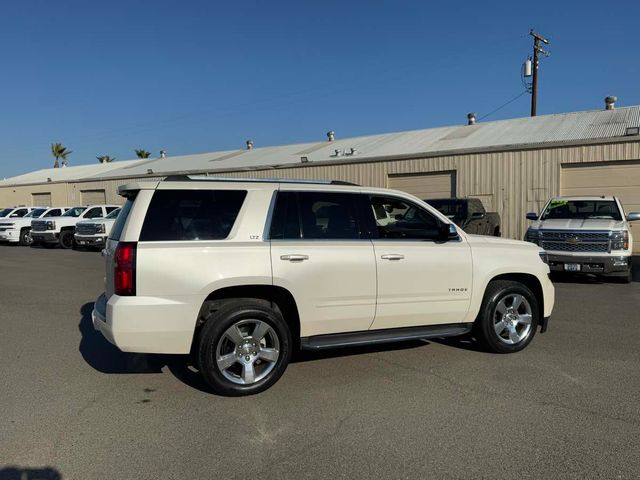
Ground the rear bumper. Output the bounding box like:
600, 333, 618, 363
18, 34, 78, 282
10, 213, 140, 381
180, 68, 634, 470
547, 253, 631, 274
92, 292, 200, 354
31, 231, 58, 243
75, 234, 107, 246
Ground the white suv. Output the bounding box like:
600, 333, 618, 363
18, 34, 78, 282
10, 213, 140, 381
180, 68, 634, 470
93, 177, 555, 396
0, 207, 67, 245
31, 204, 120, 249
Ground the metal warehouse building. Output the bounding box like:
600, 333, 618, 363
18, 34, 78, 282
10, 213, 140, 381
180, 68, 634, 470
2, 102, 640, 250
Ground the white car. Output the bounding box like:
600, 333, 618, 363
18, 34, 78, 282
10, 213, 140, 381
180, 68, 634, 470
525, 196, 640, 283
0, 207, 67, 245
93, 176, 554, 396
31, 205, 120, 249
74, 207, 122, 248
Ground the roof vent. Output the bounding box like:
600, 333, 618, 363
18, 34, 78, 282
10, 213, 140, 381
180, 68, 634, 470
332, 149, 343, 157
147, 168, 154, 174
47, 177, 52, 182
327, 130, 335, 142
246, 140, 254, 150
467, 112, 477, 125
605, 96, 617, 110
346, 148, 358, 156
160, 150, 167, 158
625, 126, 640, 136
300, 156, 309, 163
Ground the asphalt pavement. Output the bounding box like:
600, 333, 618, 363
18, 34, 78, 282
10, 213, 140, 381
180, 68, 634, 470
1, 246, 639, 479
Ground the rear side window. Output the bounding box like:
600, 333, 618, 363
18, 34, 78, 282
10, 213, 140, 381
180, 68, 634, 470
140, 190, 247, 241
109, 200, 134, 240
270, 191, 362, 240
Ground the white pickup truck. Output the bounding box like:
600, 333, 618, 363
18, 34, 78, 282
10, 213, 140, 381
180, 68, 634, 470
525, 196, 640, 283
0, 207, 67, 245
74, 207, 121, 248
31, 204, 120, 249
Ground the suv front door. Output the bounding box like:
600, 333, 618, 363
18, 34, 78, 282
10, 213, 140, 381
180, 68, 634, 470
269, 190, 377, 337
366, 194, 473, 330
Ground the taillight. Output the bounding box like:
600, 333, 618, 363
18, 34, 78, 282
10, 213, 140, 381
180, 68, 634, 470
114, 242, 137, 296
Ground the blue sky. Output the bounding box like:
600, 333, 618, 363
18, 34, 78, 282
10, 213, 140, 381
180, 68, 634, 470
1, 0, 638, 178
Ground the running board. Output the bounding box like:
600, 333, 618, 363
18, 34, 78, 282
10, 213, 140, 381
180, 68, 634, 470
300, 323, 473, 351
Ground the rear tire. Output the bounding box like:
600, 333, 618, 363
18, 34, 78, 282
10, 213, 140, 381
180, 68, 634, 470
474, 280, 539, 353
197, 299, 292, 396
59, 230, 74, 249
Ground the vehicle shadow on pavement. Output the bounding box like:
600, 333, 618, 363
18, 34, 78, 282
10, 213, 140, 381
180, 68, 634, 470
78, 302, 215, 393
0, 466, 62, 480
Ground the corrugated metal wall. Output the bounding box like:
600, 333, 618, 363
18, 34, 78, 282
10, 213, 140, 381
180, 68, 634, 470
1, 141, 639, 241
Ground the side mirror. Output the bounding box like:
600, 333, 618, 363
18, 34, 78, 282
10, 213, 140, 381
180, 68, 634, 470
627, 212, 640, 221
526, 212, 539, 221
439, 223, 459, 241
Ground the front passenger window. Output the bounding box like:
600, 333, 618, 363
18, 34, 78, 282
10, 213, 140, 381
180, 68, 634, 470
84, 207, 103, 219
369, 196, 441, 240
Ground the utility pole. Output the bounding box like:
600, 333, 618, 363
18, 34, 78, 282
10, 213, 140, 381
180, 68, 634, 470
529, 30, 549, 116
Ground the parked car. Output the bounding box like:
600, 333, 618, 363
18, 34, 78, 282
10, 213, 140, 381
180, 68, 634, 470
31, 204, 120, 249
525, 196, 639, 283
92, 176, 554, 396
74, 207, 122, 249
427, 198, 501, 236
0, 207, 67, 246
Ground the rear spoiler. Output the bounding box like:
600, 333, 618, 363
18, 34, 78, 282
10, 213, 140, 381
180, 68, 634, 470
117, 181, 160, 199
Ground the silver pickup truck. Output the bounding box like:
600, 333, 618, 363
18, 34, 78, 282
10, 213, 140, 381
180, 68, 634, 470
525, 196, 639, 283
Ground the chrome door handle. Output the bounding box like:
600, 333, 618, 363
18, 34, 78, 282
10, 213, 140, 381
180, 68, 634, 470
381, 254, 404, 261
280, 254, 309, 262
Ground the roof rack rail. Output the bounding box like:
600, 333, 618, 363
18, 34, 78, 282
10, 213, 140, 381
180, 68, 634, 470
162, 175, 359, 186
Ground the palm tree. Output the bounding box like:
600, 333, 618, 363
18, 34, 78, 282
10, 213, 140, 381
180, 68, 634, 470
96, 155, 115, 164
51, 143, 72, 168
135, 149, 151, 159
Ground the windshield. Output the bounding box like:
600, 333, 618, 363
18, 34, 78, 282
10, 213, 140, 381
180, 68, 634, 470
427, 200, 467, 221
25, 208, 47, 218
0, 208, 14, 217
105, 208, 121, 219
542, 199, 622, 221
62, 207, 85, 217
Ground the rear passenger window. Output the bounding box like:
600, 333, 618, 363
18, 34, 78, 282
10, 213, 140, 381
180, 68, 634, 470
140, 190, 247, 241
270, 191, 362, 240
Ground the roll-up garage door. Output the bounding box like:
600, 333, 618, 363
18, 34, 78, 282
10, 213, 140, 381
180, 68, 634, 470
561, 162, 640, 254
387, 171, 456, 199
81, 189, 106, 205
32, 192, 52, 207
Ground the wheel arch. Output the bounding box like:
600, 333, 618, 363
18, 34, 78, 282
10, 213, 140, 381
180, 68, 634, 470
191, 284, 301, 354
487, 273, 544, 319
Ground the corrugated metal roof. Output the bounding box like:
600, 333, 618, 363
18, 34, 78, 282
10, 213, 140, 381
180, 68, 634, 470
2, 106, 640, 186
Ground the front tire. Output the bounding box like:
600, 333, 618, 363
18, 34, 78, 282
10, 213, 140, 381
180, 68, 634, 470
475, 280, 539, 353
197, 299, 292, 396
19, 228, 32, 246
59, 230, 74, 249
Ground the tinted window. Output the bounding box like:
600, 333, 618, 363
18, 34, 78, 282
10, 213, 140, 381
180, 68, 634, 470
140, 190, 247, 241
11, 209, 28, 217
109, 200, 133, 240
25, 208, 47, 218
63, 207, 85, 217
369, 196, 441, 240
84, 207, 104, 219
300, 192, 361, 239
43, 209, 61, 217
270, 192, 301, 239
106, 206, 119, 214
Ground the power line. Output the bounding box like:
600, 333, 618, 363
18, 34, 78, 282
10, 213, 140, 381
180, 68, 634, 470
478, 90, 529, 121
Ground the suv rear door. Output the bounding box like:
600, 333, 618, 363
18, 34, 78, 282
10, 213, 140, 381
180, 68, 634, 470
270, 189, 377, 337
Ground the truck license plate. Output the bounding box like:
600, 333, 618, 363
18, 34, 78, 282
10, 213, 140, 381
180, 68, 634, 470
564, 263, 581, 272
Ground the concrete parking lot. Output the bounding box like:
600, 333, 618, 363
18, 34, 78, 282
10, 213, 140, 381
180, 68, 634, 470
1, 247, 639, 480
